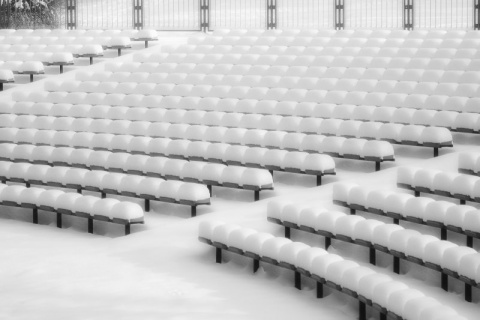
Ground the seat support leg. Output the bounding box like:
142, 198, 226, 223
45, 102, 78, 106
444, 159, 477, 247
465, 283, 473, 302
441, 273, 448, 291
285, 226, 291, 239
441, 227, 447, 240
316, 282, 324, 298
294, 271, 301, 290
125, 224, 131, 236
375, 161, 380, 171
56, 212, 62, 228
254, 190, 260, 201
393, 257, 400, 274
253, 259, 260, 273
316, 175, 322, 186
215, 247, 222, 264
88, 218, 93, 234
325, 237, 331, 250
467, 235, 474, 248
369, 247, 376, 265
359, 301, 367, 320
33, 208, 38, 224
191, 206, 197, 218
434, 147, 439, 157
144, 199, 150, 212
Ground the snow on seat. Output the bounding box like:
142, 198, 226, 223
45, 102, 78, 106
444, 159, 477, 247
406, 234, 440, 262
279, 203, 309, 225
402, 296, 441, 320
278, 242, 310, 267
18, 187, 45, 207
332, 182, 359, 205
361, 140, 394, 161
452, 173, 479, 199
459, 153, 480, 175
341, 266, 376, 295
372, 281, 409, 311
37, 189, 64, 210
348, 185, 372, 208
353, 219, 384, 243
240, 168, 273, 190
357, 273, 393, 302
320, 136, 346, 156
0, 185, 26, 205
424, 200, 456, 225
404, 196, 435, 220
334, 215, 365, 240
340, 138, 367, 159
17, 61, 44, 77
30, 145, 55, 164
244, 232, 275, 256
432, 171, 458, 195
441, 245, 477, 274
444, 205, 477, 230
372, 224, 404, 249
111, 201, 144, 221
177, 183, 210, 204
310, 252, 345, 280
396, 166, 419, 187
7, 162, 31, 181
325, 260, 359, 288
92, 198, 121, 220
387, 289, 425, 318
314, 211, 345, 235
388, 229, 422, 254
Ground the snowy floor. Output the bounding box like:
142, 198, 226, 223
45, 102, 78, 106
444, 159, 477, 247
1, 32, 480, 320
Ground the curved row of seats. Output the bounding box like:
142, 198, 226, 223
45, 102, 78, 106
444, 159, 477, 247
0, 141, 331, 184
69, 71, 480, 97
0, 183, 144, 235
138, 43, 480, 60
266, 201, 480, 303
0, 126, 393, 169
0, 144, 274, 199
193, 34, 480, 48
459, 153, 480, 176
332, 183, 480, 247
0, 113, 453, 151
126, 52, 480, 71
0, 161, 210, 216
199, 221, 467, 320
211, 28, 480, 39
38, 78, 480, 115
397, 167, 480, 204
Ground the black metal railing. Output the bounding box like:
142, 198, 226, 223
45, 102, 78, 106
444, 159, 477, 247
1, 0, 479, 31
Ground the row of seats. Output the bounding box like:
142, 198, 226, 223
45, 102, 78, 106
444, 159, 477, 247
127, 52, 480, 71
192, 35, 480, 48
0, 114, 453, 150
0, 183, 144, 235
459, 153, 480, 176
0, 144, 274, 197
0, 139, 332, 182
0, 127, 394, 166
397, 167, 480, 203
102, 61, 479, 83
198, 220, 466, 320
72, 71, 480, 94
139, 44, 480, 60
211, 28, 480, 39
332, 183, 480, 246
0, 161, 210, 215
266, 201, 480, 302
107, 58, 480, 77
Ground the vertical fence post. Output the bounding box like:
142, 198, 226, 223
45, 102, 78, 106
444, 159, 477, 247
475, 0, 480, 30
403, 0, 414, 30
199, 0, 210, 32
334, 0, 344, 30
133, 0, 144, 30
66, 0, 77, 29
266, 0, 277, 29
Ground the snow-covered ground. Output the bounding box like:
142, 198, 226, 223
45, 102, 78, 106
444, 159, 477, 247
1, 32, 480, 320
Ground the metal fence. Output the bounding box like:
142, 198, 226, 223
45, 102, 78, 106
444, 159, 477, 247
1, 0, 480, 30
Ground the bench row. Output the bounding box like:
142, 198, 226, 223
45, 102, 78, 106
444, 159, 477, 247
0, 145, 274, 198
0, 161, 210, 216
0, 129, 393, 169
0, 184, 144, 235
332, 183, 480, 247
0, 115, 453, 151
66, 72, 480, 96
193, 35, 480, 49
138, 44, 480, 60
199, 221, 465, 320
459, 153, 480, 176
397, 167, 480, 204
266, 202, 480, 302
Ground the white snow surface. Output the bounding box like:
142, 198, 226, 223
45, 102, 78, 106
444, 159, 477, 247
0, 32, 480, 320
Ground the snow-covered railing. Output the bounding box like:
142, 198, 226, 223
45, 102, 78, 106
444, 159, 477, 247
0, 144, 273, 201
0, 161, 210, 217
267, 201, 480, 303
459, 153, 480, 177
0, 184, 144, 236
199, 221, 467, 320
396, 167, 480, 205
332, 183, 480, 248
